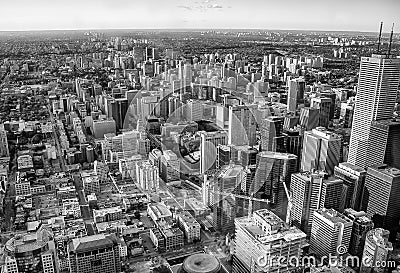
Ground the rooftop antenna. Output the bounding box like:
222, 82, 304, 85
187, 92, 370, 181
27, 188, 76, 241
377, 22, 383, 53
387, 23, 394, 56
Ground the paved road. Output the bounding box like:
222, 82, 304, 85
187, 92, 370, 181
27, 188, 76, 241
47, 105, 67, 172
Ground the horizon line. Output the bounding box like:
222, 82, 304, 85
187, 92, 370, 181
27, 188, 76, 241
0, 27, 393, 35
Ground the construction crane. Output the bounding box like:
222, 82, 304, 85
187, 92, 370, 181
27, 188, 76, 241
209, 189, 271, 218
210, 181, 292, 223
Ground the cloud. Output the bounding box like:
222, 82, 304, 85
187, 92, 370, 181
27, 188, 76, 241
177, 5, 192, 10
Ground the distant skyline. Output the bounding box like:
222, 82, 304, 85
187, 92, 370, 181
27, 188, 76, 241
1, 0, 399, 32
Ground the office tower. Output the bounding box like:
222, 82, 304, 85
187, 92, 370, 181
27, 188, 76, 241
344, 208, 374, 258
321, 92, 337, 119
360, 228, 393, 273
253, 152, 298, 220
228, 105, 257, 146
217, 144, 231, 169
367, 119, 400, 169
311, 97, 333, 127
231, 145, 258, 167
283, 129, 302, 163
283, 114, 300, 130
233, 209, 306, 273
363, 164, 400, 239
341, 101, 355, 128
185, 100, 203, 122
299, 107, 319, 131
290, 171, 346, 235
287, 78, 305, 112
111, 98, 128, 131
136, 160, 159, 192
212, 165, 244, 232
0, 124, 9, 159
179, 253, 223, 273
348, 55, 400, 169
310, 208, 353, 258
69, 233, 121, 273
199, 131, 228, 174
260, 116, 285, 152
301, 127, 342, 175
3, 227, 57, 273
334, 162, 367, 211
92, 119, 117, 139
216, 105, 229, 129
160, 150, 180, 182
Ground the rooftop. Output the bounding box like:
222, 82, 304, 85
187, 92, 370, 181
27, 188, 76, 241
69, 233, 119, 253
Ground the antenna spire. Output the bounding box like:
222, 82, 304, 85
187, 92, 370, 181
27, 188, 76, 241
387, 23, 394, 56
377, 22, 383, 53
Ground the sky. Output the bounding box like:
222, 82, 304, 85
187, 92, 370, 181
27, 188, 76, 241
0, 0, 399, 32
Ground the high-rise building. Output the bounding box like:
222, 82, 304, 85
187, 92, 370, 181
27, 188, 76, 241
160, 150, 180, 182
301, 127, 342, 175
367, 119, 400, 169
344, 208, 374, 258
111, 98, 128, 131
283, 129, 303, 166
68, 233, 121, 273
92, 119, 117, 139
0, 123, 10, 159
260, 116, 285, 152
217, 144, 231, 169
363, 164, 400, 239
290, 171, 345, 235
311, 97, 333, 128
310, 208, 353, 258
212, 165, 244, 232
299, 107, 319, 131
287, 78, 305, 112
230, 145, 258, 167
334, 162, 367, 211
185, 100, 203, 122
360, 228, 393, 273
199, 131, 228, 174
252, 151, 298, 220
228, 105, 257, 146
136, 160, 159, 192
233, 209, 306, 273
348, 54, 400, 168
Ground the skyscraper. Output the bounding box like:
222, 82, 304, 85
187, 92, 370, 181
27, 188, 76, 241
344, 208, 374, 258
199, 131, 228, 174
301, 127, 342, 175
228, 105, 258, 146
0, 123, 9, 159
111, 98, 128, 131
290, 171, 345, 235
233, 209, 306, 273
367, 119, 400, 169
311, 97, 333, 128
253, 151, 298, 220
310, 208, 353, 258
348, 54, 400, 168
363, 164, 400, 240
334, 162, 367, 211
212, 165, 244, 232
260, 116, 285, 152
287, 78, 305, 112
360, 228, 393, 273
299, 107, 319, 131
